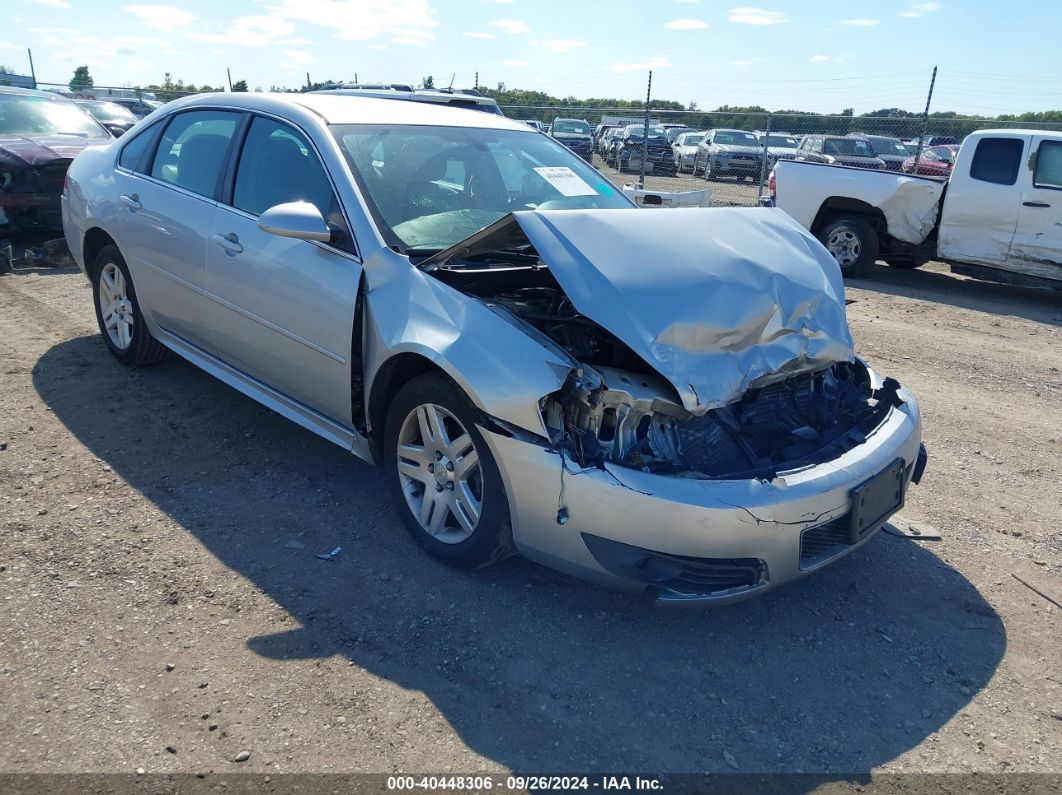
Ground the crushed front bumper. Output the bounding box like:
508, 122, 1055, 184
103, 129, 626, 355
480, 392, 923, 606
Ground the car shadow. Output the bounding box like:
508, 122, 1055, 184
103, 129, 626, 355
851, 261, 1062, 326
34, 334, 1006, 778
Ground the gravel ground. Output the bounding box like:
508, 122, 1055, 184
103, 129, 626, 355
0, 256, 1060, 784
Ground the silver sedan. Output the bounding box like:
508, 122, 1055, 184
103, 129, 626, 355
62, 93, 926, 605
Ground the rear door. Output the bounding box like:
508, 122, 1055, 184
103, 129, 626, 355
938, 134, 1028, 265
205, 114, 363, 429
114, 108, 242, 351
1009, 135, 1062, 279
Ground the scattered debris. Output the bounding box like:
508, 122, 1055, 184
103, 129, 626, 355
884, 517, 942, 540
1012, 573, 1062, 611
723, 749, 739, 769
284, 539, 306, 550
316, 546, 342, 561
165, 662, 175, 672
233, 750, 251, 763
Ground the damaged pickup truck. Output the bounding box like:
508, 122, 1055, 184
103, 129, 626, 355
766, 128, 1062, 283
62, 92, 926, 605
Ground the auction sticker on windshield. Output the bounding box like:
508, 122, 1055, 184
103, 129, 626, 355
534, 166, 598, 197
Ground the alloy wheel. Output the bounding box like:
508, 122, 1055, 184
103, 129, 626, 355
395, 403, 483, 544
98, 261, 134, 350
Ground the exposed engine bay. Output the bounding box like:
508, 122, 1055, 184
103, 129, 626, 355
432, 255, 899, 481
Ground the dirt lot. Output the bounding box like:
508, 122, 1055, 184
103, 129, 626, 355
1, 257, 1060, 784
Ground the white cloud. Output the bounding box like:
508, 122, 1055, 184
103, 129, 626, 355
810, 53, 852, 63
30, 0, 71, 8
841, 18, 879, 26
674, 0, 701, 3
0, 40, 22, 51
186, 15, 295, 48
275, 38, 314, 46
124, 4, 195, 30
607, 56, 671, 73
729, 57, 764, 66
504, 59, 527, 67
267, 0, 438, 46
283, 49, 317, 64
463, 31, 496, 39
810, 54, 830, 62
900, 2, 941, 16
534, 39, 586, 53
728, 7, 786, 24
489, 19, 530, 34
116, 46, 137, 55
391, 36, 427, 46
665, 18, 709, 29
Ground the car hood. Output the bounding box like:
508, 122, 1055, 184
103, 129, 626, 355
0, 133, 110, 167
422, 207, 855, 414
766, 146, 798, 156
712, 144, 762, 154
553, 132, 591, 141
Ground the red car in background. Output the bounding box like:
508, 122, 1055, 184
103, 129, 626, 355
902, 144, 958, 176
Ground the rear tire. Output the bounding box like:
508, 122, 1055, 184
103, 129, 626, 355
91, 244, 170, 366
817, 217, 879, 278
384, 372, 514, 570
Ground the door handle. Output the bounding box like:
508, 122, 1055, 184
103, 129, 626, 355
120, 194, 141, 211
1022, 201, 1051, 208
212, 233, 243, 255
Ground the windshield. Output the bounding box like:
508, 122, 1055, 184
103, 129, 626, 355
766, 135, 798, 147
0, 93, 108, 136
80, 101, 137, 124
552, 119, 589, 135
927, 146, 956, 163
823, 138, 875, 157
713, 130, 758, 146
625, 125, 665, 138
866, 136, 907, 155
331, 124, 633, 253
679, 134, 705, 146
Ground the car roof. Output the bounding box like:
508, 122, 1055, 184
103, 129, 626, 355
162, 91, 530, 131
0, 85, 74, 101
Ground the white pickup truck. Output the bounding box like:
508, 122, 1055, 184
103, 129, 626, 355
767, 128, 1062, 283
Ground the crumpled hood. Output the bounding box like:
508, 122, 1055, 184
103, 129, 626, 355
425, 207, 855, 415
0, 133, 110, 167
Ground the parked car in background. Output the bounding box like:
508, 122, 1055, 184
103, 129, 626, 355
671, 130, 705, 173
795, 135, 885, 170
768, 128, 1062, 284
600, 127, 624, 163
74, 99, 139, 137
0, 86, 112, 234
316, 83, 504, 115
848, 133, 910, 171
693, 128, 765, 181
110, 97, 164, 119
549, 117, 593, 161
61, 91, 926, 604
616, 124, 674, 173
902, 144, 958, 176
663, 124, 692, 144
757, 131, 800, 169
519, 119, 546, 132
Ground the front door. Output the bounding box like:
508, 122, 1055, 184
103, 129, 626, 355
1010, 135, 1062, 279
938, 134, 1028, 266
205, 115, 363, 428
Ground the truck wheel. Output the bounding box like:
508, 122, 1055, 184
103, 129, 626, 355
818, 217, 879, 278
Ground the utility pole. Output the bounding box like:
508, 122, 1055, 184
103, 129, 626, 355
306, 72, 311, 91
226, 67, 233, 91
640, 70, 652, 189
27, 48, 37, 89
475, 71, 479, 90
912, 65, 937, 175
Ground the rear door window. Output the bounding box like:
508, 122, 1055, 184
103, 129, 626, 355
969, 138, 1024, 185
150, 110, 241, 198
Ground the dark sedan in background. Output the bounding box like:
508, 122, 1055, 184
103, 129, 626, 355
1, 86, 112, 234
74, 100, 139, 137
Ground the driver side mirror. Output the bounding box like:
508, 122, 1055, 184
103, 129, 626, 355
258, 201, 333, 243
104, 124, 127, 138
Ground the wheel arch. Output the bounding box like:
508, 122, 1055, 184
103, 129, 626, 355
82, 227, 118, 279
367, 351, 449, 456
811, 197, 887, 238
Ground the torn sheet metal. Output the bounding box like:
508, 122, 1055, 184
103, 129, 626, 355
432, 207, 856, 415
877, 178, 946, 244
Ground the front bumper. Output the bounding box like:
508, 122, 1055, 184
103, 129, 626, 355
480, 392, 923, 606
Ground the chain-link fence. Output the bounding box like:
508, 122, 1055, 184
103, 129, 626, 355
501, 106, 1062, 207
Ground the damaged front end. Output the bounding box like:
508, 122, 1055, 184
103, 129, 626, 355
0, 158, 70, 232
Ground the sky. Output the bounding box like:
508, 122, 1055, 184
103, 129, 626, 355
2, 0, 1061, 116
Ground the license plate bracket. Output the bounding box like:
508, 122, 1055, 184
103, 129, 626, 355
849, 458, 905, 543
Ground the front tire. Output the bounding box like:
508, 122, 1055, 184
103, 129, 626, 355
91, 244, 169, 366
384, 373, 514, 570
817, 217, 880, 278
